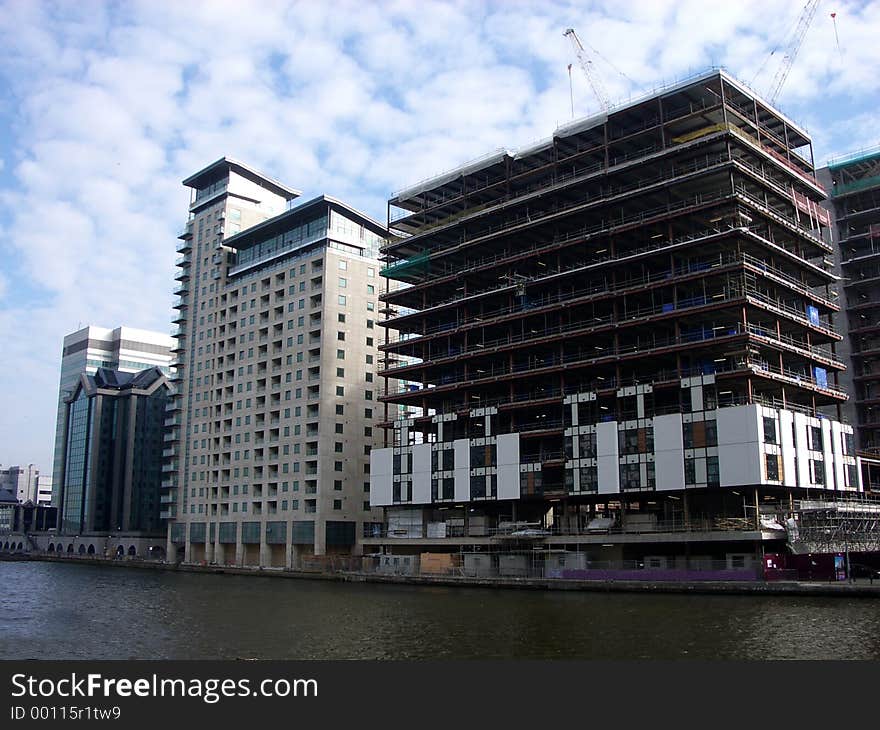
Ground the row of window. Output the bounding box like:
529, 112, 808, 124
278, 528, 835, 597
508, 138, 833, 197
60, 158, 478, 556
763, 416, 855, 454
185, 499, 372, 515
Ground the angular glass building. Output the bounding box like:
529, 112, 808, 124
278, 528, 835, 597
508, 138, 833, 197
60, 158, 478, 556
57, 367, 170, 536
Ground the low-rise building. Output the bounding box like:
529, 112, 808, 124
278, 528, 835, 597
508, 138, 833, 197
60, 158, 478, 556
55, 367, 171, 557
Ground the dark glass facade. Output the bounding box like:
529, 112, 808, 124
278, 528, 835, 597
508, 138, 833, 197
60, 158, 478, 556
58, 368, 169, 535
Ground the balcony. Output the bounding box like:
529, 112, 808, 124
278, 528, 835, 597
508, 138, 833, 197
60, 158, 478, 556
190, 181, 228, 211
173, 282, 189, 297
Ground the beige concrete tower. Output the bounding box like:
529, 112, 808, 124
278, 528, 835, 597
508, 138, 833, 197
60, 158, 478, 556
165, 158, 387, 566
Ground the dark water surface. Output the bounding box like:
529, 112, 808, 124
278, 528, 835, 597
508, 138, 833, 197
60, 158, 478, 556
2, 561, 878, 660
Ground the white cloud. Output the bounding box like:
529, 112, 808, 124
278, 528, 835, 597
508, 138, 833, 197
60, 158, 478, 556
0, 0, 878, 468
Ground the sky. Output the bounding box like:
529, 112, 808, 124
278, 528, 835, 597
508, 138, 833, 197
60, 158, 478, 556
1, 0, 879, 471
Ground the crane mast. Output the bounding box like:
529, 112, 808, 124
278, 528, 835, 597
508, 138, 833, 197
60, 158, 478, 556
766, 0, 820, 103
564, 27, 609, 113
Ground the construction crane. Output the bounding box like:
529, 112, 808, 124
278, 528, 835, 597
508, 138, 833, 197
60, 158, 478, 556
766, 0, 821, 103
564, 27, 609, 113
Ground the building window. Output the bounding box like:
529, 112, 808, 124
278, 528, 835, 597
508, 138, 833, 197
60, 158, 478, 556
763, 417, 777, 445
619, 463, 641, 490
810, 459, 825, 486
809, 425, 823, 451
707, 456, 719, 486
684, 457, 696, 485
765, 453, 780, 481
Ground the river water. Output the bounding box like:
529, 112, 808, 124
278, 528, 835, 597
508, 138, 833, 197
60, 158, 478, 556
2, 561, 878, 660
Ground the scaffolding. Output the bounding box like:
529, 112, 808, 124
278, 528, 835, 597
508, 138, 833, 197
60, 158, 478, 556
785, 497, 880, 554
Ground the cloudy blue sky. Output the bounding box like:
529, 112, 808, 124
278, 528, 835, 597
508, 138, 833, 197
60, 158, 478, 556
1, 0, 879, 471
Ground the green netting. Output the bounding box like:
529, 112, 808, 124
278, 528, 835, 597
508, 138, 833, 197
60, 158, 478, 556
827, 146, 880, 171
381, 251, 430, 279
831, 173, 880, 198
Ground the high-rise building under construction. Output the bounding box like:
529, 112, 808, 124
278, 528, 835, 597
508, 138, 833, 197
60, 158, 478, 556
820, 146, 880, 457
369, 69, 864, 565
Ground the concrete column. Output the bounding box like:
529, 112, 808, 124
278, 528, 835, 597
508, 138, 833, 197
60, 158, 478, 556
314, 517, 326, 556
259, 520, 270, 567
205, 528, 215, 563
285, 518, 294, 570
165, 523, 174, 563
235, 524, 244, 566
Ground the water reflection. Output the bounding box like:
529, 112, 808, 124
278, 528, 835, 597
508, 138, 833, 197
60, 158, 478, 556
1, 562, 877, 660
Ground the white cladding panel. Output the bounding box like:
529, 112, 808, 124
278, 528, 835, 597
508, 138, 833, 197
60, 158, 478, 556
370, 448, 394, 507
691, 386, 703, 412
596, 420, 620, 494
831, 421, 845, 491
453, 439, 471, 502
717, 405, 762, 486
779, 409, 797, 488
653, 413, 685, 491
793, 413, 811, 488
821, 420, 835, 490
411, 444, 432, 504
497, 433, 521, 500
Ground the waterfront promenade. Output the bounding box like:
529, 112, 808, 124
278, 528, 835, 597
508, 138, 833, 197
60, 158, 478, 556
3, 552, 879, 598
